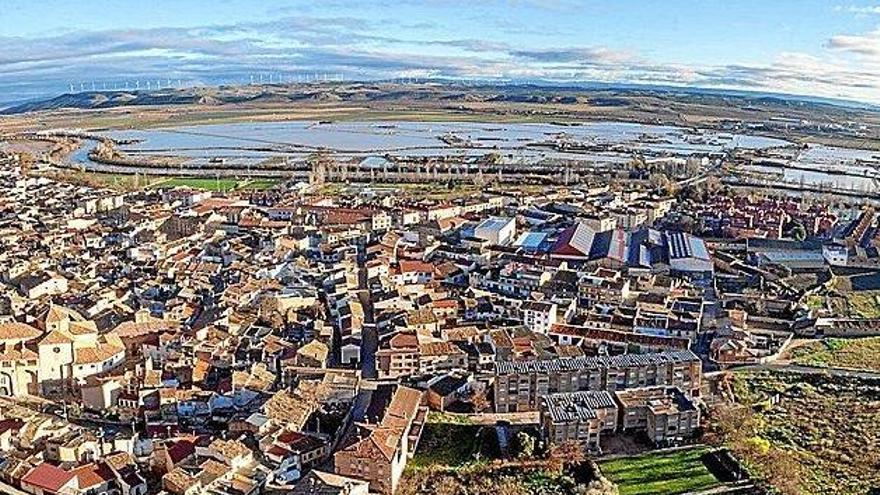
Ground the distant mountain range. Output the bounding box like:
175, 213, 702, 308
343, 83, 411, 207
1, 80, 876, 116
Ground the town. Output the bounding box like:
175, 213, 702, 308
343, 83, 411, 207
0, 113, 879, 495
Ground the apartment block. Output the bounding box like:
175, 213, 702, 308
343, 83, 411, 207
539, 391, 618, 453
493, 350, 701, 413
614, 386, 700, 445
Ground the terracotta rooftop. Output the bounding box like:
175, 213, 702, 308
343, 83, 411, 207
0, 322, 41, 341
22, 463, 75, 492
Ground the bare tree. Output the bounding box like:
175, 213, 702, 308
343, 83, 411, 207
547, 440, 585, 473
469, 388, 490, 413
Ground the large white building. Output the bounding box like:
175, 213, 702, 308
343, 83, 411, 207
520, 300, 558, 335
0, 305, 126, 398
474, 216, 516, 246
0, 322, 41, 397
666, 232, 714, 274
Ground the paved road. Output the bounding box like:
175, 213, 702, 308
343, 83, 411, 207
356, 255, 379, 380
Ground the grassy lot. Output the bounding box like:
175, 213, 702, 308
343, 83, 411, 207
790, 337, 880, 371
148, 177, 280, 191
400, 465, 583, 495
713, 371, 880, 495
598, 447, 721, 495
845, 291, 880, 318
39, 170, 167, 190
425, 411, 474, 425
804, 294, 825, 312
149, 177, 241, 191
403, 414, 590, 493
42, 170, 280, 192
408, 414, 483, 470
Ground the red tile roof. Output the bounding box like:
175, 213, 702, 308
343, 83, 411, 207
398, 260, 434, 274
22, 463, 75, 492
388, 332, 419, 350
73, 462, 115, 489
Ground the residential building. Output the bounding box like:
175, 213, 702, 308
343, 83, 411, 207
494, 350, 701, 413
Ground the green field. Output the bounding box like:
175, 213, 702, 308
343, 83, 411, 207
151, 177, 239, 191
791, 337, 880, 371
42, 170, 167, 190
149, 177, 279, 191
44, 169, 282, 192
241, 178, 281, 190
598, 447, 721, 495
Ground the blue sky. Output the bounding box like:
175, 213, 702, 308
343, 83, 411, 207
3, 0, 880, 103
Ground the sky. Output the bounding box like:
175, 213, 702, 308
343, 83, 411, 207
4, 0, 880, 104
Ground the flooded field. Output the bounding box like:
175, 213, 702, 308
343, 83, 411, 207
62, 120, 880, 193
72, 120, 789, 167
742, 144, 880, 193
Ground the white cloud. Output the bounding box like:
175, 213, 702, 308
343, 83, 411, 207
828, 28, 880, 57
4, 14, 880, 105
836, 5, 880, 14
